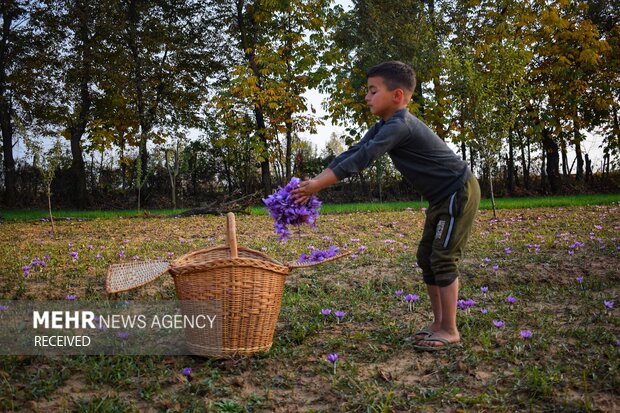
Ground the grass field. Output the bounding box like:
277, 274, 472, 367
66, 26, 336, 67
1, 200, 619, 411
2, 193, 619, 221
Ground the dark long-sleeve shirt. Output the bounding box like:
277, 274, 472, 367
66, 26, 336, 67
328, 108, 470, 205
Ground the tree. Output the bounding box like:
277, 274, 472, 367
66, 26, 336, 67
531, 0, 611, 182
111, 0, 220, 206
208, 0, 330, 196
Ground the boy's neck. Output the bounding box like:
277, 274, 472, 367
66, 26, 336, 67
381, 105, 408, 122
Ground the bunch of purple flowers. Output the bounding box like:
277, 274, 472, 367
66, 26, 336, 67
263, 177, 321, 243
299, 245, 340, 263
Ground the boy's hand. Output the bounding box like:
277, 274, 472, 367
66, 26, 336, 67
292, 179, 320, 204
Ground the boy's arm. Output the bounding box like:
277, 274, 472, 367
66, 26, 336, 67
291, 168, 338, 204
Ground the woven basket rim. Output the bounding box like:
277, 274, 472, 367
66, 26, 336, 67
170, 245, 288, 275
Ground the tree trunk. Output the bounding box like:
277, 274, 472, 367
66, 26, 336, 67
542, 128, 561, 193
560, 140, 568, 177
67, 0, 92, 209
518, 129, 530, 189
585, 153, 592, 182
540, 141, 547, 193
506, 130, 515, 195
285, 116, 293, 181
488, 162, 497, 220
574, 138, 584, 182
0, 3, 16, 205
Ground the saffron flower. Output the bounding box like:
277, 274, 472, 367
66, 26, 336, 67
69, 251, 79, 261
492, 320, 505, 328
480, 308, 488, 314
395, 289, 403, 296
0, 305, 8, 311
480, 286, 489, 294
520, 330, 532, 340
327, 353, 339, 375
321, 308, 331, 316
182, 367, 192, 377
66, 294, 76, 300
299, 245, 340, 263
604, 300, 614, 310
117, 331, 129, 340
263, 177, 321, 243
576, 277, 583, 283
334, 310, 347, 323
506, 295, 517, 305
404, 294, 419, 312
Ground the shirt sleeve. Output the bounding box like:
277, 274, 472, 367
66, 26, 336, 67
328, 117, 408, 180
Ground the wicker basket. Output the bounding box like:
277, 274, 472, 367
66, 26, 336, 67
106, 212, 349, 357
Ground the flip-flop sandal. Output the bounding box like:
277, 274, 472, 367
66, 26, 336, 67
413, 337, 459, 352
412, 329, 434, 341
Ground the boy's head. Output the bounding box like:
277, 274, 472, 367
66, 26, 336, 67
366, 61, 416, 98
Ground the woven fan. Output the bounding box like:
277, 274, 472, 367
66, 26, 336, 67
106, 260, 171, 294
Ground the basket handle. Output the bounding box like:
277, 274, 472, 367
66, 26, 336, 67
226, 212, 238, 258
287, 251, 352, 270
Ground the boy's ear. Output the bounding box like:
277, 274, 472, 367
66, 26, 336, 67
393, 88, 406, 103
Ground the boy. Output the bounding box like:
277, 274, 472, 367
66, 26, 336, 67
292, 61, 480, 350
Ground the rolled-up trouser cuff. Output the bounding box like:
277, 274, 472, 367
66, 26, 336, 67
422, 272, 436, 285
424, 272, 458, 287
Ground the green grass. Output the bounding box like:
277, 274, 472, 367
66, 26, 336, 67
0, 194, 620, 221
2, 194, 618, 221
254, 193, 620, 214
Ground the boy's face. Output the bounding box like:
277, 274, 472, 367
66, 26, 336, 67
365, 76, 401, 120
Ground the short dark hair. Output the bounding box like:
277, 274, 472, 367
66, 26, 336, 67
366, 61, 416, 94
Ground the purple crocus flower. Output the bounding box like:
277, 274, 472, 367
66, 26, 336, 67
66, 294, 76, 300
404, 294, 418, 302
604, 300, 614, 310
182, 367, 192, 377
492, 320, 505, 328
334, 310, 346, 323
327, 353, 338, 363
480, 286, 489, 294
263, 177, 322, 243
0, 305, 8, 311
576, 277, 583, 283
520, 330, 532, 340
117, 331, 129, 340
321, 308, 331, 316
506, 295, 517, 305
480, 308, 488, 314
69, 251, 79, 261
395, 289, 403, 296
327, 353, 339, 374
